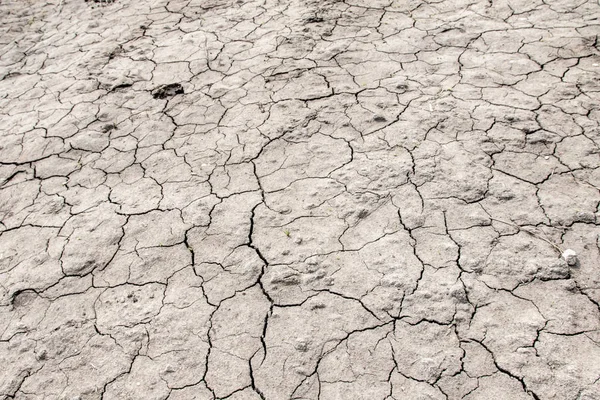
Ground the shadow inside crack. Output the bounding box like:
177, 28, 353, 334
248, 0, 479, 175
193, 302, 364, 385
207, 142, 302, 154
152, 83, 184, 100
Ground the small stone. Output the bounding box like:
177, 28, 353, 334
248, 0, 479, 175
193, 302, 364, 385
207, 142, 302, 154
279, 207, 292, 215
294, 339, 310, 352
36, 350, 47, 361
306, 258, 318, 265
562, 249, 578, 266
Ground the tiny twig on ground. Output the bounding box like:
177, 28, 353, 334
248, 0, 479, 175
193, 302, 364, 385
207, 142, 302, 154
490, 217, 564, 254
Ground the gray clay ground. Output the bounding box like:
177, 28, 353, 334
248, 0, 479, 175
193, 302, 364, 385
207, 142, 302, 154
1, 0, 600, 398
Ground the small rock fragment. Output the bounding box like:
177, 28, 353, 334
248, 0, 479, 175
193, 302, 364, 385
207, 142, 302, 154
562, 249, 578, 266
294, 339, 310, 352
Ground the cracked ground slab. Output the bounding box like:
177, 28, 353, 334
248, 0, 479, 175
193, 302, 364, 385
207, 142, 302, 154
0, 0, 599, 398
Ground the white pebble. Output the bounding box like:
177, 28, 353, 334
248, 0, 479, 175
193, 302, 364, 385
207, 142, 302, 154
562, 249, 578, 266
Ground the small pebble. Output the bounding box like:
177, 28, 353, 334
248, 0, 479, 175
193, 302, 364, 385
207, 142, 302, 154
562, 249, 578, 266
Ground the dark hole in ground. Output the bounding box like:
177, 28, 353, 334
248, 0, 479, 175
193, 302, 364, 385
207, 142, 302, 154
102, 123, 118, 133
153, 83, 184, 99
305, 16, 324, 23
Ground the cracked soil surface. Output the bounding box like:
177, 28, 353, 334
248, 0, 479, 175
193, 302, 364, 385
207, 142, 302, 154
1, 0, 600, 399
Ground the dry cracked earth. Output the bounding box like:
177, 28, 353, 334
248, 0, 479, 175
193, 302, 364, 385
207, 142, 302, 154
1, 0, 600, 399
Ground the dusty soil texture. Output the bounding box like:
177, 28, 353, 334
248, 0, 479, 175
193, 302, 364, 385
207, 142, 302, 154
1, 0, 600, 399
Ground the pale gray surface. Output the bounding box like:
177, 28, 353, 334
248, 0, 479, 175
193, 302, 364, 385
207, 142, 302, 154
0, 0, 599, 399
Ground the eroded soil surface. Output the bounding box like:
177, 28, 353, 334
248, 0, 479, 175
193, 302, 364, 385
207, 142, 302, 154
1, 0, 600, 399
